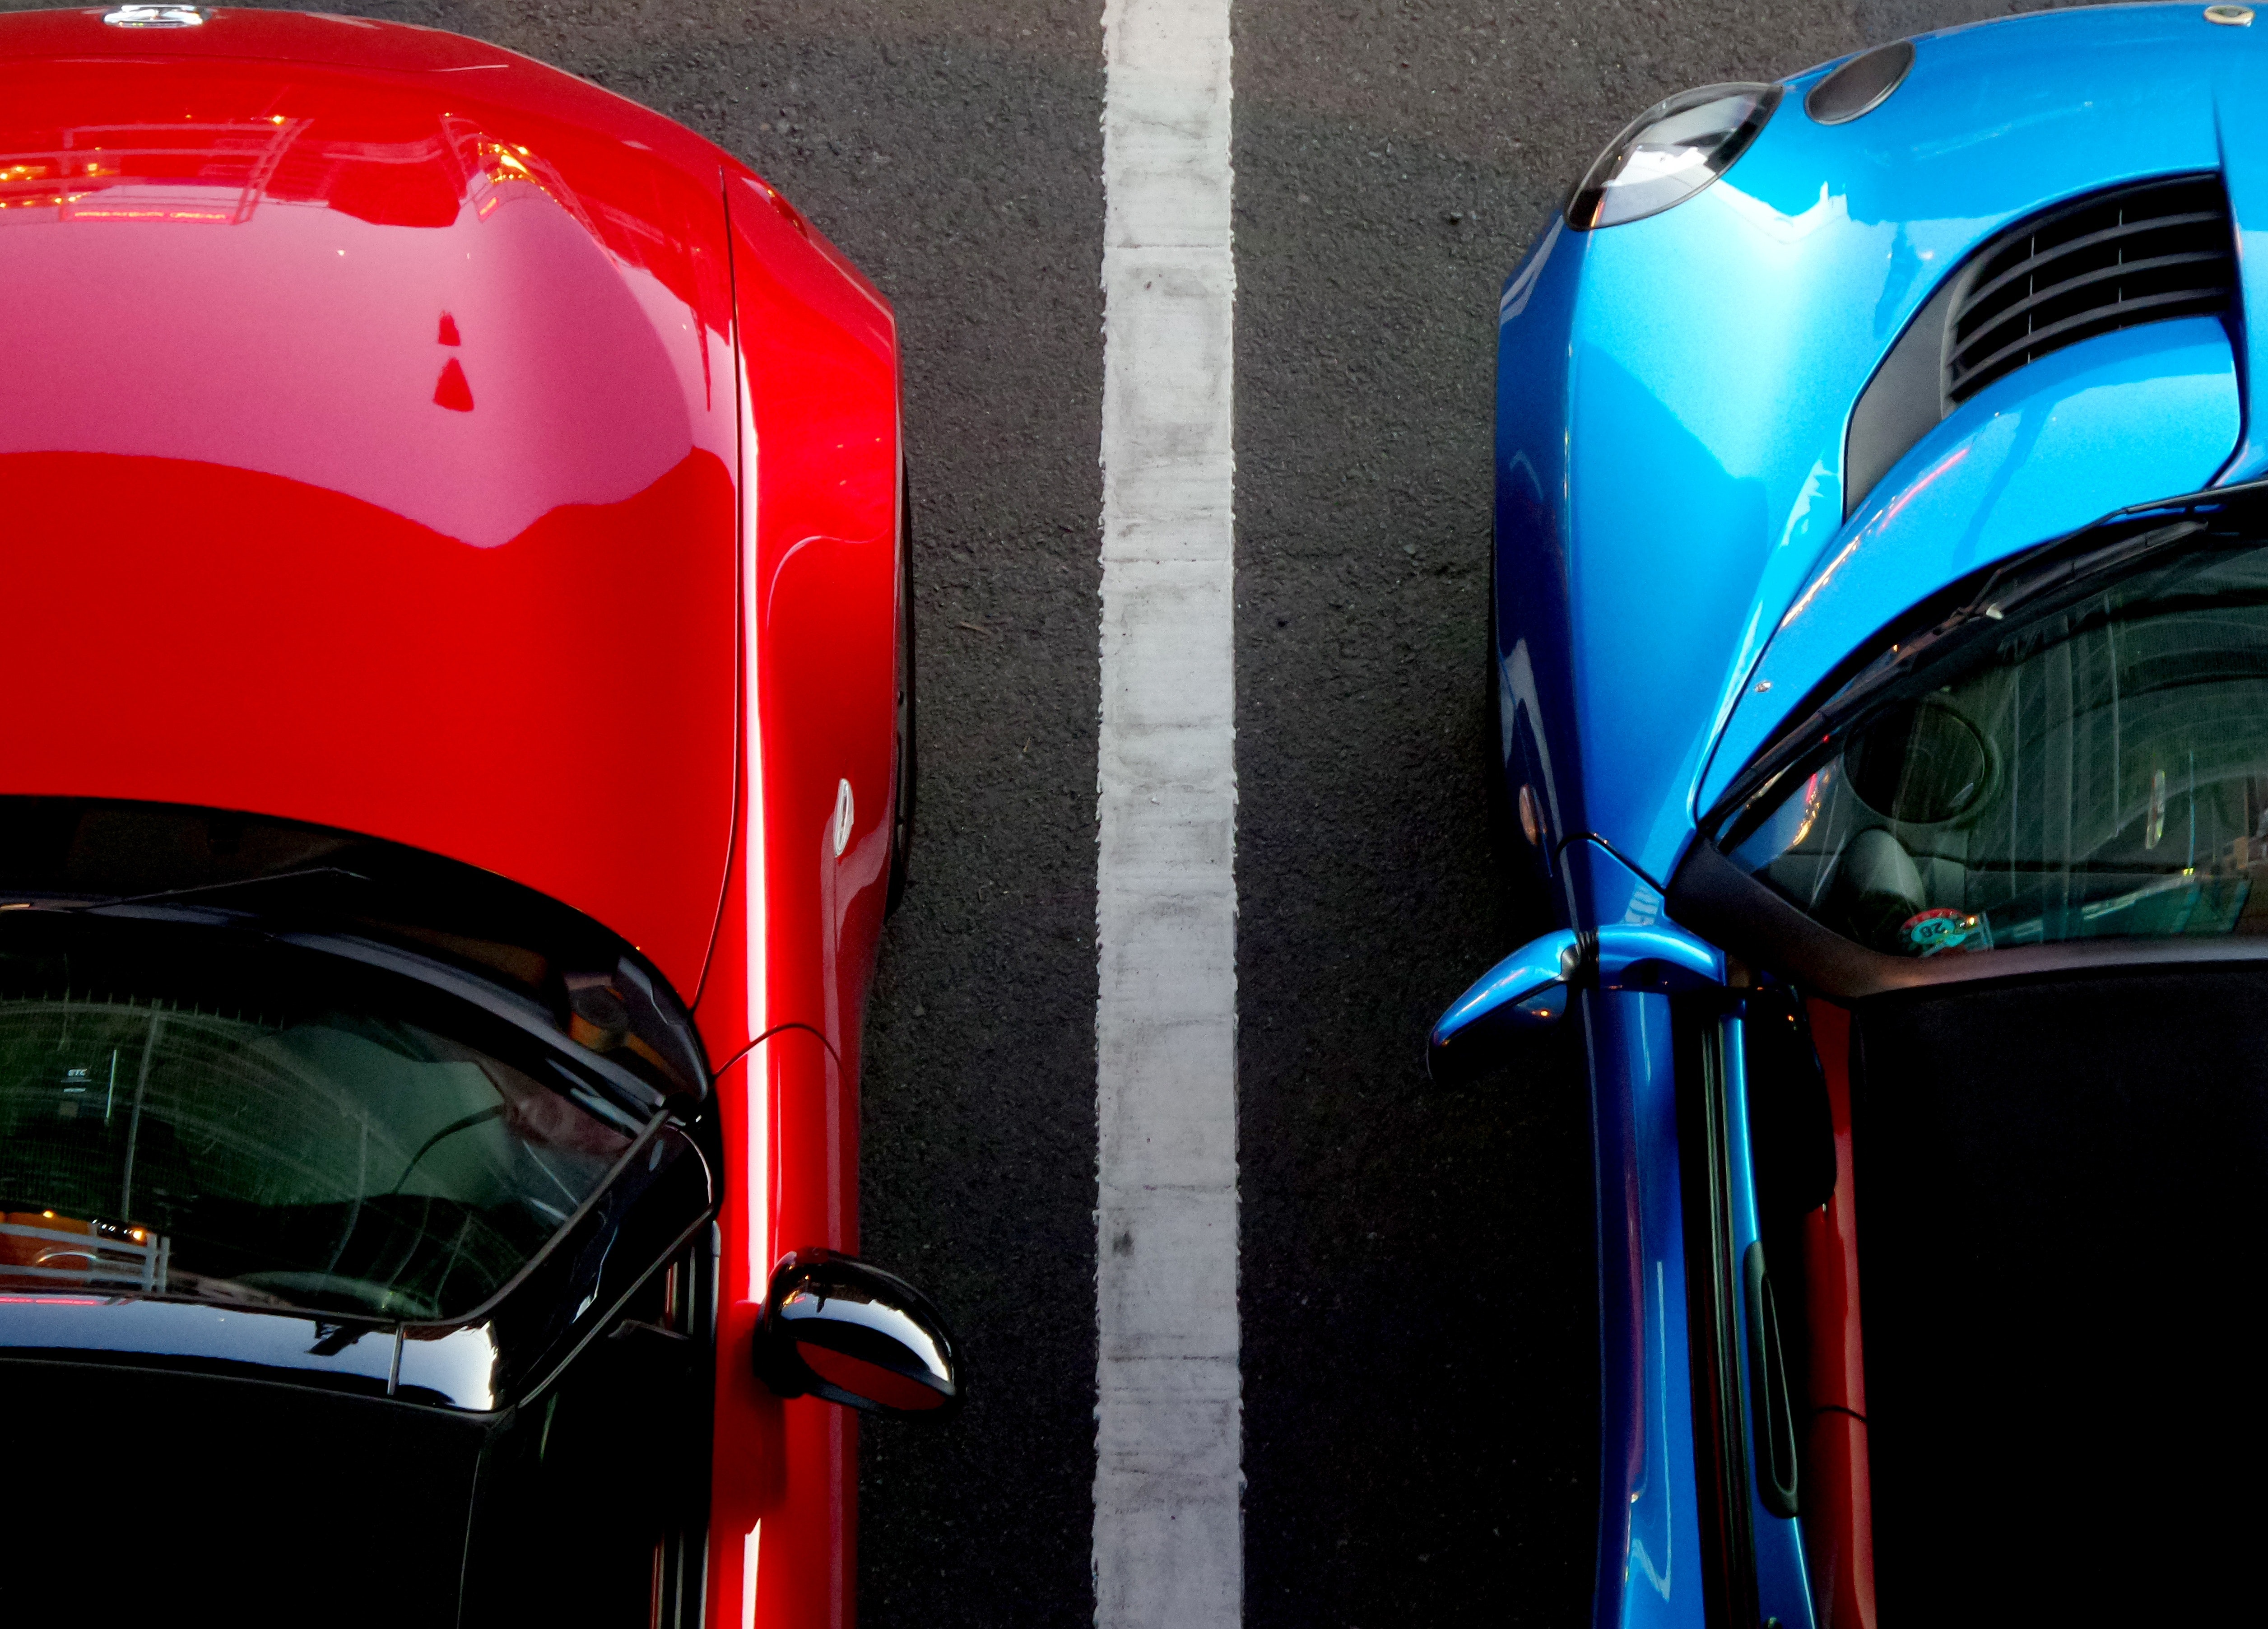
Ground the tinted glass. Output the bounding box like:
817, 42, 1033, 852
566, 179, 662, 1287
0, 913, 637, 1319
1852, 968, 2268, 1620
1726, 536, 2268, 956
4, 1360, 484, 1625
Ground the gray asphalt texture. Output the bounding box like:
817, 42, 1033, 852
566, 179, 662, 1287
23, 0, 2079, 1621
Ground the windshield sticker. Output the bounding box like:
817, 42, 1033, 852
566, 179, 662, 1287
1901, 907, 1992, 957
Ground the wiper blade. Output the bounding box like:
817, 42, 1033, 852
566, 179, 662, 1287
0, 866, 370, 915
1821, 515, 2211, 733
1707, 480, 2268, 841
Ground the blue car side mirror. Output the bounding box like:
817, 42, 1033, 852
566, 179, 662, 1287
1427, 930, 1587, 1084
1428, 925, 1724, 1084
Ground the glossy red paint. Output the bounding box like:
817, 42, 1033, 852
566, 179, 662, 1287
709, 1028, 863, 1629
0, 12, 904, 1627
1801, 1000, 1877, 1629
0, 28, 744, 992
695, 161, 901, 1629
694, 168, 902, 1075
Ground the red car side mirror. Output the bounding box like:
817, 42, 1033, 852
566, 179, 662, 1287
754, 1249, 962, 1419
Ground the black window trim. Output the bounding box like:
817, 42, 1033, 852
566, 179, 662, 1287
1668, 834, 2268, 1000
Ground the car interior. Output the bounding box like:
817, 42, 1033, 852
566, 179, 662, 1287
1728, 521, 2268, 960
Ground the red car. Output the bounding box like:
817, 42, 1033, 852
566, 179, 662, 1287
0, 8, 950, 1624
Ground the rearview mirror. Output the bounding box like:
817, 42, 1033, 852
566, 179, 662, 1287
755, 1249, 962, 1418
1428, 924, 1724, 1083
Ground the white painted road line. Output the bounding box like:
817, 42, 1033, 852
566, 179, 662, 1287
1093, 0, 1239, 1622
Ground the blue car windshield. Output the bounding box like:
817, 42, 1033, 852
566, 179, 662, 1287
1723, 519, 2268, 957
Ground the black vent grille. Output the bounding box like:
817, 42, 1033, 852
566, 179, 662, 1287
1945, 175, 2235, 405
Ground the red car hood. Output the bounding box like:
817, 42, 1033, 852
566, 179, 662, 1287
0, 12, 741, 996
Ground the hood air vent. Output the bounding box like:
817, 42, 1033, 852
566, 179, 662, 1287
1844, 174, 2236, 516
1946, 175, 2234, 403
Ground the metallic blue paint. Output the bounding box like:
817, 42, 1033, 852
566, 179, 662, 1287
1429, 921, 1725, 1059
1428, 930, 1581, 1051
1698, 315, 2242, 815
1560, 833, 1671, 932
1599, 925, 1728, 994
1587, 984, 1706, 1629
1566, 843, 1725, 1629
1466, 9, 2268, 1627
1497, 5, 2253, 898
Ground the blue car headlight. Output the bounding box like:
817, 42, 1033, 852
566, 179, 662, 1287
1565, 82, 1782, 231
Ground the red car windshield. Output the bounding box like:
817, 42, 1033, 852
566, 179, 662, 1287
0, 912, 640, 1321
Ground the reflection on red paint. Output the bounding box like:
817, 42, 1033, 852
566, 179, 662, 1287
0, 1295, 102, 1305
61, 201, 232, 223
1801, 999, 1877, 1629
799, 1343, 945, 1412
433, 355, 473, 411
0, 68, 741, 552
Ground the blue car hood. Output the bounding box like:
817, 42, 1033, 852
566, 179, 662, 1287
1501, 2, 2268, 898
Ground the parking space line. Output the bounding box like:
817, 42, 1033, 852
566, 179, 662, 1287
1093, 0, 1239, 1621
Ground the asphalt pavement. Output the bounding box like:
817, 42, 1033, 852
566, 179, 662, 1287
40, 0, 2071, 1621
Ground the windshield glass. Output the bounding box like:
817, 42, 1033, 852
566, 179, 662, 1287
0, 913, 638, 1320
1723, 526, 2268, 957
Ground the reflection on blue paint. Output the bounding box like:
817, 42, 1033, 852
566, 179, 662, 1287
1724, 1019, 1817, 1629
1630, 1260, 1674, 1601
1597, 989, 1706, 1629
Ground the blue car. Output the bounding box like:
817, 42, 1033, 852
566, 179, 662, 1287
1433, 8, 2268, 1625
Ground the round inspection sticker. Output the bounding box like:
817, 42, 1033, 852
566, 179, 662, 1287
1902, 907, 1981, 956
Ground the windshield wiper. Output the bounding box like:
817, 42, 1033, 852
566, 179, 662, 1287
1709, 480, 2268, 841
0, 866, 370, 915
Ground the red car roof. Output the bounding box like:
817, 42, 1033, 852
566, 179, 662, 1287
0, 9, 742, 996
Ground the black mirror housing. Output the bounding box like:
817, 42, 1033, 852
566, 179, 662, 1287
754, 1249, 962, 1419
